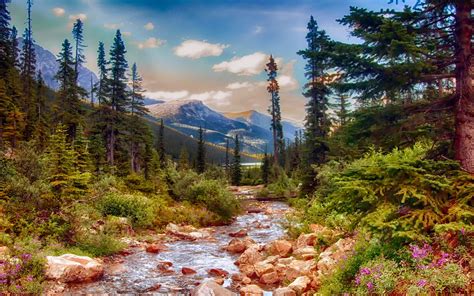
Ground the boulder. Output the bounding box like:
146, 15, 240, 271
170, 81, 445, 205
259, 271, 279, 285
146, 243, 167, 253
239, 264, 256, 278
236, 245, 263, 266
288, 276, 311, 294
317, 237, 355, 275
192, 280, 236, 296
273, 287, 297, 296
231, 273, 244, 282
229, 229, 248, 238
284, 260, 315, 282
214, 277, 225, 285
240, 284, 264, 296
294, 234, 317, 249
182, 267, 197, 275
157, 261, 174, 273
45, 254, 104, 283
227, 239, 247, 254
208, 268, 229, 277
166, 223, 212, 240
293, 246, 316, 260
265, 240, 292, 257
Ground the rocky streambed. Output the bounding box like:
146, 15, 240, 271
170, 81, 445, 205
56, 200, 291, 295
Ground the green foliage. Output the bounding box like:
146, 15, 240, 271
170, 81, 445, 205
307, 142, 474, 240
75, 232, 125, 257
98, 192, 155, 227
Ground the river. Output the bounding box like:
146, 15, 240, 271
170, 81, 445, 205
65, 200, 290, 295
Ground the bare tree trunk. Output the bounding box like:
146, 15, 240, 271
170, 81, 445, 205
454, 0, 473, 173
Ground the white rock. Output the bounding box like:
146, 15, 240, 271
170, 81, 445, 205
45, 254, 104, 283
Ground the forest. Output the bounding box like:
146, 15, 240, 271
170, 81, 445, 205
0, 0, 472, 295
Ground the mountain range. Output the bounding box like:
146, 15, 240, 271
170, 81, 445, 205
34, 41, 301, 154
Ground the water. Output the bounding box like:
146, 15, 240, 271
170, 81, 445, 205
66, 201, 289, 295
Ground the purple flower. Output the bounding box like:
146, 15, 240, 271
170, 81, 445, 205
410, 244, 431, 260
417, 279, 427, 287
355, 276, 361, 285
460, 228, 465, 235
26, 275, 33, 282
360, 267, 371, 275
435, 252, 449, 266
367, 281, 374, 290
21, 253, 32, 261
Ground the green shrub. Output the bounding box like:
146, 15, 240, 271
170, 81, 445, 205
169, 169, 200, 200
75, 232, 125, 257
307, 142, 474, 241
98, 192, 155, 227
188, 179, 240, 222
266, 172, 297, 198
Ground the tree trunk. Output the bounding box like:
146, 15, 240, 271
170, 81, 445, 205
454, 0, 473, 173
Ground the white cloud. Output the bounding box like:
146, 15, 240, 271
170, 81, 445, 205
52, 7, 65, 17
122, 31, 132, 37
277, 60, 298, 90
174, 40, 228, 59
253, 25, 263, 34
145, 90, 189, 100
104, 23, 122, 30
226, 82, 253, 90
68, 13, 87, 28
213, 52, 268, 76
189, 91, 233, 106
144, 22, 155, 31
138, 37, 166, 49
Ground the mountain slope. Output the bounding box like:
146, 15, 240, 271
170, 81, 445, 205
147, 100, 273, 153
224, 110, 302, 141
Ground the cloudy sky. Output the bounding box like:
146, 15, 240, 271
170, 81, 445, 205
10, 0, 418, 122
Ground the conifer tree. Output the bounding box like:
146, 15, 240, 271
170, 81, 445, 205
225, 138, 230, 177
157, 118, 165, 166
297, 16, 332, 196
261, 149, 270, 185
0, 0, 11, 79
196, 126, 206, 174
0, 78, 24, 150
333, 92, 350, 127
32, 71, 49, 149
265, 55, 284, 165
231, 135, 242, 186
55, 39, 83, 140
178, 146, 190, 170
95, 42, 108, 105
88, 133, 106, 174
72, 19, 86, 83
8, 26, 18, 68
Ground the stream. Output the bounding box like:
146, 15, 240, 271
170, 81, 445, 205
65, 200, 290, 295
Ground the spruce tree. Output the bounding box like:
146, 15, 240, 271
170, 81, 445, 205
0, 78, 24, 150
333, 92, 350, 127
261, 149, 270, 185
196, 126, 206, 174
265, 55, 284, 165
297, 16, 332, 196
95, 42, 108, 105
72, 19, 86, 83
231, 135, 242, 186
32, 71, 49, 149
157, 118, 165, 166
225, 138, 230, 177
0, 0, 11, 79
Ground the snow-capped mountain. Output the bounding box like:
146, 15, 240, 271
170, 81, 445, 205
22, 39, 98, 92
224, 110, 303, 141
147, 100, 274, 153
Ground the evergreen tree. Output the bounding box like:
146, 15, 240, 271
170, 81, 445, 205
20, 0, 36, 141
265, 55, 284, 165
8, 26, 18, 69
225, 138, 230, 177
231, 135, 242, 186
95, 42, 108, 105
297, 16, 332, 196
333, 92, 350, 127
0, 78, 23, 150
289, 131, 301, 174
74, 124, 92, 173
196, 126, 206, 174
72, 19, 86, 83
55, 39, 83, 140
261, 149, 270, 185
157, 118, 165, 166
0, 0, 11, 79
32, 71, 49, 149
88, 132, 106, 174
178, 146, 189, 170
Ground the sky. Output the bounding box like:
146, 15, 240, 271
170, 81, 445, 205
9, 0, 419, 123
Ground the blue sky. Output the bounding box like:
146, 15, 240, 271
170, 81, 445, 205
10, 0, 419, 122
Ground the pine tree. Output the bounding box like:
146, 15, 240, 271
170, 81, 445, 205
157, 118, 165, 167
72, 19, 86, 83
95, 42, 108, 105
297, 16, 332, 196
8, 26, 18, 69
196, 126, 206, 173
265, 55, 284, 165
20, 0, 36, 141
225, 138, 230, 177
231, 135, 242, 186
178, 146, 189, 171
0, 0, 11, 79
333, 92, 350, 127
261, 149, 270, 185
32, 71, 49, 149
88, 132, 106, 174
0, 78, 23, 150
55, 39, 83, 140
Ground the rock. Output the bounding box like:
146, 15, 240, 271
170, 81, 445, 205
288, 276, 311, 294
192, 280, 236, 296
242, 277, 252, 285
259, 271, 279, 285
239, 264, 256, 278
284, 260, 315, 282
166, 223, 212, 241
146, 243, 166, 253
273, 287, 297, 296
254, 262, 275, 277
45, 254, 104, 283
231, 273, 244, 282
214, 277, 225, 285
157, 261, 173, 273
236, 245, 262, 266
295, 234, 317, 249
293, 246, 316, 260
265, 240, 292, 257
309, 224, 328, 235
240, 284, 264, 296
208, 268, 229, 277
229, 229, 248, 238
143, 283, 162, 292
227, 238, 247, 253
182, 267, 197, 275
247, 208, 264, 214
316, 237, 355, 275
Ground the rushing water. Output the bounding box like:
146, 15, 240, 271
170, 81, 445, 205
66, 201, 289, 295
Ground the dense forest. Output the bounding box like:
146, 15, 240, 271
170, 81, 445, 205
0, 0, 472, 295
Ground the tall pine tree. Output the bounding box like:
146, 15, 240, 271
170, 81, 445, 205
231, 135, 242, 186
72, 19, 86, 83
196, 126, 206, 174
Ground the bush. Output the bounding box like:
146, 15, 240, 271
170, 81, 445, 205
266, 172, 297, 198
188, 179, 240, 222
307, 142, 474, 241
169, 169, 200, 200
75, 232, 125, 257
98, 192, 155, 227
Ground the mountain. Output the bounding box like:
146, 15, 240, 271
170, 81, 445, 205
23, 39, 99, 93
147, 100, 273, 154
224, 110, 303, 141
